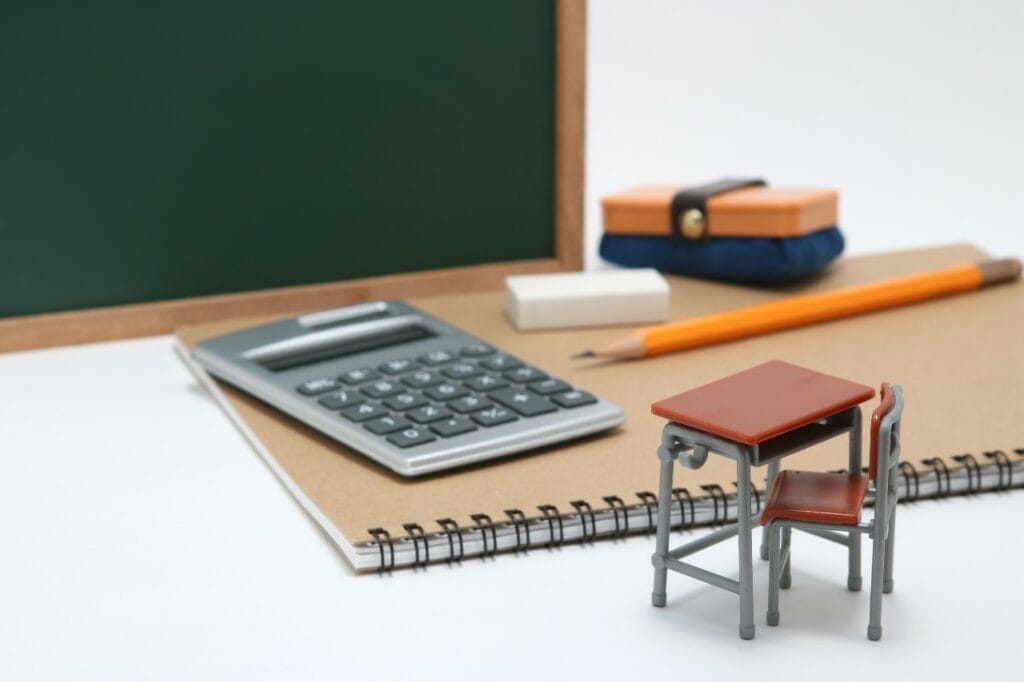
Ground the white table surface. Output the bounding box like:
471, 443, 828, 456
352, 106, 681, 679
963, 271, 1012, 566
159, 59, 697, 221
2, 331, 1022, 681
5, 2, 1024, 678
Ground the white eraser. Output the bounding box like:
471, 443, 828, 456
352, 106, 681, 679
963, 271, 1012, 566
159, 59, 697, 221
505, 269, 670, 331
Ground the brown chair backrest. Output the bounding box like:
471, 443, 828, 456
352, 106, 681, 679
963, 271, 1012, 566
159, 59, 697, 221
869, 382, 894, 480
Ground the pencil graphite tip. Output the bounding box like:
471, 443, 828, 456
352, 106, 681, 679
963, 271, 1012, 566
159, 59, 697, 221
571, 350, 595, 360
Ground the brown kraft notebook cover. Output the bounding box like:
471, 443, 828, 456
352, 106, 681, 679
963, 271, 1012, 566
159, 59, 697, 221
175, 243, 1024, 571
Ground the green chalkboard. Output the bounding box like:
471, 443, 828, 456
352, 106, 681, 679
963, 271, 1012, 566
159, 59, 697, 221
0, 1, 556, 318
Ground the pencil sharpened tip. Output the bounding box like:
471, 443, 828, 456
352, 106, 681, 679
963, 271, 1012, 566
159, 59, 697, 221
571, 350, 595, 360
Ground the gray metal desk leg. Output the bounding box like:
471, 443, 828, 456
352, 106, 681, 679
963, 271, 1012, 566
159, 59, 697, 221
760, 459, 779, 560
736, 456, 755, 640
651, 450, 676, 607
848, 407, 863, 591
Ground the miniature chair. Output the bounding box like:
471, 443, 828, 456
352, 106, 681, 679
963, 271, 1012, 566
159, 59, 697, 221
761, 383, 903, 640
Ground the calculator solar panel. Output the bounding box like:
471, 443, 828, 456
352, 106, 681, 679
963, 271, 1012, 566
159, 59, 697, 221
193, 301, 625, 476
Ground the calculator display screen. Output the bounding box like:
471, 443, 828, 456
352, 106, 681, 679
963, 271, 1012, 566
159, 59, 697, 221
260, 324, 435, 372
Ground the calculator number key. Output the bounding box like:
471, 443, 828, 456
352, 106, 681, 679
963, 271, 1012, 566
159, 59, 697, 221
362, 380, 404, 399
317, 389, 363, 409
448, 395, 494, 414
460, 343, 495, 357
379, 358, 419, 375
480, 355, 522, 372
528, 378, 572, 395
386, 427, 436, 448
465, 374, 508, 392
425, 383, 468, 401
339, 368, 380, 385
402, 370, 444, 389
504, 366, 547, 383
364, 414, 412, 435
297, 377, 340, 396
340, 402, 388, 422
407, 405, 453, 424
384, 392, 429, 410
471, 406, 518, 427
430, 416, 478, 438
419, 349, 456, 366
552, 390, 598, 409
490, 388, 557, 417
442, 362, 483, 380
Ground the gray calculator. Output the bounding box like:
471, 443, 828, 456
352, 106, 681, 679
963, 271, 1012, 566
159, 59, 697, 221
193, 301, 625, 476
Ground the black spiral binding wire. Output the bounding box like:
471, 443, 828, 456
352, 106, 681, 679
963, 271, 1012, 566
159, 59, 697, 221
367, 527, 395, 573
570, 500, 597, 543
402, 523, 430, 568
983, 450, 1013, 490
921, 457, 951, 497
537, 505, 564, 548
671, 487, 695, 531
470, 513, 498, 558
952, 454, 982, 494
504, 509, 531, 552
635, 491, 658, 533
700, 484, 727, 524
436, 518, 464, 562
898, 462, 920, 501
602, 496, 629, 538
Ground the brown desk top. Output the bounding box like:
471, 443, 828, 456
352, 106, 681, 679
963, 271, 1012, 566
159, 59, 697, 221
651, 360, 875, 445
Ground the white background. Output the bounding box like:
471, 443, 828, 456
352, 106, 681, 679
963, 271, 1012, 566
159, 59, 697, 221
585, 0, 1024, 267
2, 2, 1023, 680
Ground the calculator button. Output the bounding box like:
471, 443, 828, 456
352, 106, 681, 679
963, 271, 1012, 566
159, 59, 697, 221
528, 378, 572, 395
317, 389, 364, 409
297, 377, 340, 396
378, 358, 419, 375
448, 395, 494, 414
425, 383, 469, 401
364, 414, 413, 435
362, 380, 404, 399
551, 390, 598, 409
442, 362, 483, 380
407, 404, 453, 424
490, 388, 558, 417
384, 392, 429, 410
387, 427, 437, 448
339, 368, 380, 385
471, 406, 518, 427
504, 366, 547, 383
460, 343, 495, 357
340, 402, 388, 422
419, 349, 456, 366
465, 374, 509, 392
402, 370, 444, 389
430, 416, 478, 438
480, 355, 522, 372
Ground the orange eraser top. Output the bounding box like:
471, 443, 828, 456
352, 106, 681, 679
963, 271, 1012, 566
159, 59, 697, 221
601, 184, 839, 238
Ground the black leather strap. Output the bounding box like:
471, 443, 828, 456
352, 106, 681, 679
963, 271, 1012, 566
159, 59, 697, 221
670, 178, 766, 240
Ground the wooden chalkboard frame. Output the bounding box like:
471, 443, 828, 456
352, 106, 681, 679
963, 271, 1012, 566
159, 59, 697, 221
0, 0, 586, 353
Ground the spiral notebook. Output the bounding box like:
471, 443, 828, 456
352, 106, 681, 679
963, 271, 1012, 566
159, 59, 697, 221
175, 243, 1024, 571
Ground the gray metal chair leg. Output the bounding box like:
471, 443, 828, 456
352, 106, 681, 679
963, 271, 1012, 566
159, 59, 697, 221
760, 460, 780, 560
883, 506, 896, 594
780, 526, 792, 589
848, 529, 862, 591
767, 521, 781, 626
651, 456, 675, 607
867, 522, 886, 640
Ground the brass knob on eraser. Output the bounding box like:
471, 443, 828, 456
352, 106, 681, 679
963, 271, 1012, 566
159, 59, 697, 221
680, 208, 707, 240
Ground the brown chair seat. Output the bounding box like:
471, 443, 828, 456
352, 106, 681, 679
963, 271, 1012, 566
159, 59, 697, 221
761, 470, 869, 526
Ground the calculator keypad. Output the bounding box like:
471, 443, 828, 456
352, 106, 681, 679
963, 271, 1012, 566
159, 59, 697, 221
298, 352, 595, 449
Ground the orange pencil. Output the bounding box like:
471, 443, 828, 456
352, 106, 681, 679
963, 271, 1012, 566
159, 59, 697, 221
574, 258, 1022, 360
